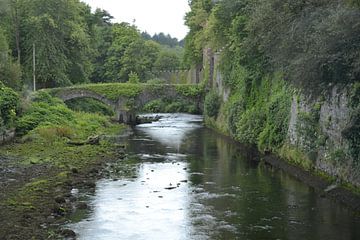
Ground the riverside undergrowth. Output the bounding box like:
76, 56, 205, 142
0, 91, 127, 239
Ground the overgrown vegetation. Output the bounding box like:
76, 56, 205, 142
0, 91, 126, 239
0, 81, 19, 132
204, 90, 220, 118
142, 98, 198, 114
186, 0, 360, 185
14, 91, 119, 139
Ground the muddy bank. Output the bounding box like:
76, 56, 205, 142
263, 154, 360, 213
0, 129, 129, 240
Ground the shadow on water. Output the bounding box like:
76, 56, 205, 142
70, 113, 360, 240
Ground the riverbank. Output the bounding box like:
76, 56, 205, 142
0, 91, 131, 239
0, 124, 128, 239
206, 121, 360, 214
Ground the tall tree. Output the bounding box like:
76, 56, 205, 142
88, 9, 114, 82
104, 23, 140, 81
119, 40, 160, 81
20, 0, 92, 88
0, 26, 21, 89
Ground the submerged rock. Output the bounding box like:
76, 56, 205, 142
60, 229, 76, 239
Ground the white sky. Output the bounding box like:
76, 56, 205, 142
81, 0, 190, 40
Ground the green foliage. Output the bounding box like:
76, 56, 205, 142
142, 99, 165, 113
0, 27, 22, 90
16, 91, 74, 136
183, 0, 213, 66
64, 83, 144, 100
145, 32, 182, 48
175, 84, 204, 97
243, 0, 360, 91
127, 71, 140, 84
142, 98, 198, 114
208, 70, 292, 150
0, 81, 19, 130
103, 23, 161, 82
296, 107, 322, 155
0, 0, 184, 88
119, 39, 160, 81
258, 80, 292, 151
146, 78, 167, 85
204, 91, 220, 118
154, 50, 181, 71
19, 0, 93, 87
15, 91, 120, 141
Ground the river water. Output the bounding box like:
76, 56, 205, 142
71, 113, 360, 240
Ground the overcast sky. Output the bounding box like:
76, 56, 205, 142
81, 0, 190, 40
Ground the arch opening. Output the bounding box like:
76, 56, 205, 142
65, 97, 115, 116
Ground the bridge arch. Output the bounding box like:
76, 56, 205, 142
55, 89, 116, 107
50, 83, 203, 124
55, 89, 116, 109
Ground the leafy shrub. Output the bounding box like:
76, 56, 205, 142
16, 92, 75, 136
142, 99, 165, 113
175, 84, 204, 97
235, 106, 266, 144
128, 71, 140, 83
0, 81, 19, 130
146, 78, 167, 85
142, 98, 198, 114
204, 91, 220, 118
258, 83, 291, 151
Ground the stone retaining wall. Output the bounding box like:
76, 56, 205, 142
0, 129, 15, 145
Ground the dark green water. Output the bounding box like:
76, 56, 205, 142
71, 114, 360, 240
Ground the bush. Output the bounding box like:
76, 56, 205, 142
128, 71, 140, 83
142, 98, 198, 114
204, 91, 220, 118
0, 81, 19, 131
142, 99, 165, 113
16, 92, 75, 136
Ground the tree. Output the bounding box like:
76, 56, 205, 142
87, 8, 114, 83
104, 23, 140, 81
119, 39, 160, 81
1, 0, 94, 88
154, 50, 181, 71
0, 26, 21, 89
184, 0, 213, 66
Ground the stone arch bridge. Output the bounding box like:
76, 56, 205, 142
47, 83, 204, 124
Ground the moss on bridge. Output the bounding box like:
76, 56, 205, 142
48, 83, 204, 101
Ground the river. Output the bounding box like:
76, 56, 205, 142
70, 113, 360, 240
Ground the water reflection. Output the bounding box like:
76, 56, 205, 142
136, 113, 203, 150
71, 114, 360, 240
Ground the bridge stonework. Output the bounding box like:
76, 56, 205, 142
51, 84, 203, 124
